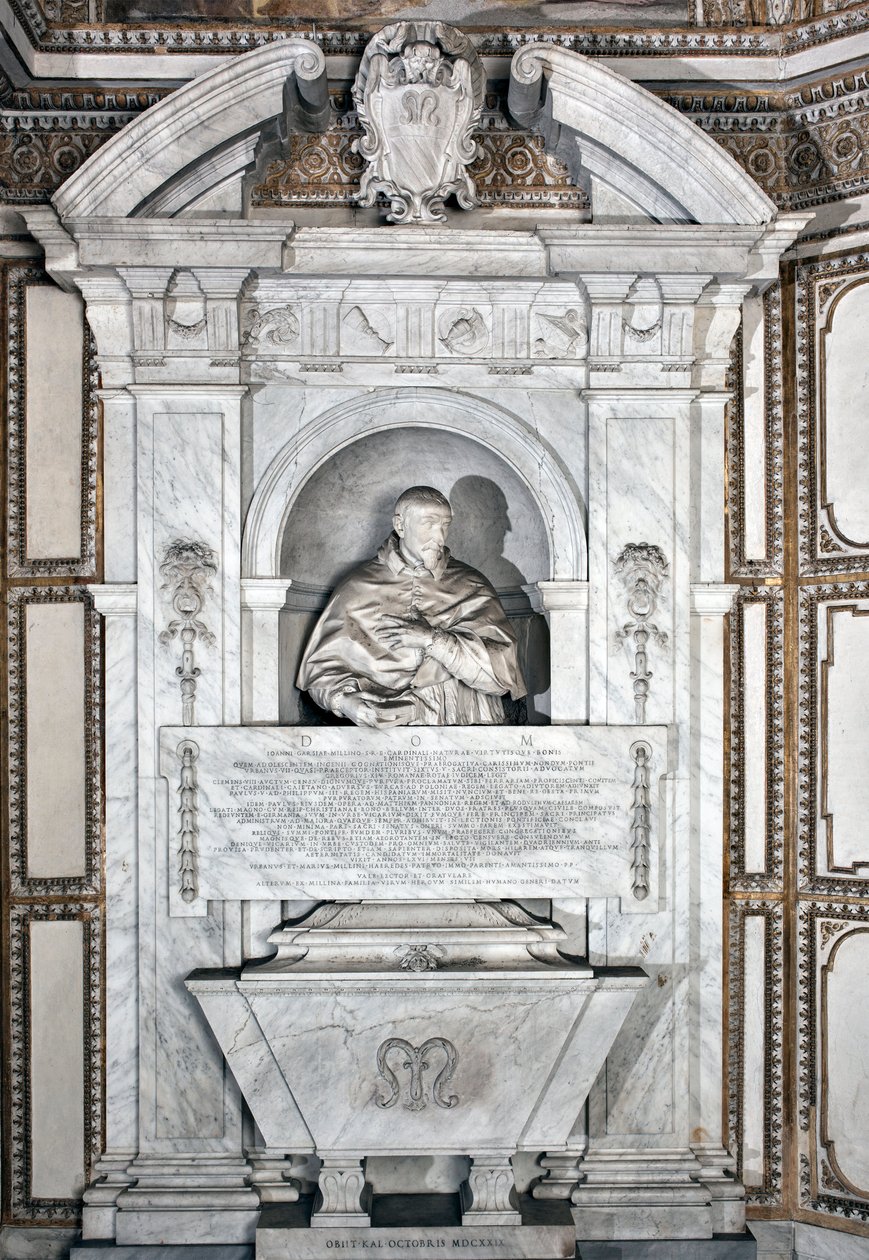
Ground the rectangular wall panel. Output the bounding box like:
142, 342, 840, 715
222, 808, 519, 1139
29, 919, 86, 1200
741, 914, 766, 1187
798, 902, 869, 1224
799, 584, 869, 893
24, 285, 84, 560
742, 601, 768, 875
741, 295, 767, 562
728, 900, 783, 1207
25, 601, 87, 878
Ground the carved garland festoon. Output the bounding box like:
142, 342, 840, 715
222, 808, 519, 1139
615, 543, 670, 723
352, 22, 485, 224
176, 739, 200, 905
158, 538, 218, 726
629, 741, 653, 901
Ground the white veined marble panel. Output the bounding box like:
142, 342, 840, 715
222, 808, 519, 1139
605, 415, 675, 728
741, 914, 766, 1187
29, 919, 85, 1199
822, 605, 869, 874
602, 974, 675, 1137
24, 285, 84, 560
741, 294, 767, 562
822, 281, 869, 546
794, 1221, 869, 1260
822, 928, 869, 1193
25, 601, 86, 877
742, 601, 768, 875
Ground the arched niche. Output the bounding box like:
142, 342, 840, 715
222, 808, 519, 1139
278, 426, 550, 592
242, 387, 586, 583
244, 392, 583, 725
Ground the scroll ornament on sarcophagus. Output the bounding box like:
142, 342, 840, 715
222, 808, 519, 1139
352, 22, 485, 225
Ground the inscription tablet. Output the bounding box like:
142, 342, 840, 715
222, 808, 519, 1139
159, 725, 667, 913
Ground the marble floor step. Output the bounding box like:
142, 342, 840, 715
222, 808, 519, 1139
69, 1246, 254, 1259
576, 1235, 757, 1259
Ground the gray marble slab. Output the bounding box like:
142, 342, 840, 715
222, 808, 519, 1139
575, 1237, 756, 1258
256, 1223, 575, 1260
70, 1248, 253, 1259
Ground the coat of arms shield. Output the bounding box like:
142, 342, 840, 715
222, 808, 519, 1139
353, 24, 485, 225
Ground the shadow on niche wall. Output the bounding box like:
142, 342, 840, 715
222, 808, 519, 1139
276, 426, 551, 724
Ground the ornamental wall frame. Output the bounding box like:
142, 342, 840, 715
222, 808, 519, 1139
726, 898, 785, 1206
796, 253, 869, 575
797, 582, 869, 896
797, 900, 869, 1223
727, 586, 785, 891
6, 899, 103, 1222
5, 584, 102, 898
5, 263, 99, 578
819, 602, 869, 880
726, 284, 785, 580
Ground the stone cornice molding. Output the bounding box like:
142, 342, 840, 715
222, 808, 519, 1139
52, 39, 328, 219
240, 578, 293, 612
508, 43, 776, 226
537, 581, 591, 612
90, 583, 138, 616
690, 582, 739, 616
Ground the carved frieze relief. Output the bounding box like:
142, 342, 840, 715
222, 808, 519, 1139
239, 278, 591, 368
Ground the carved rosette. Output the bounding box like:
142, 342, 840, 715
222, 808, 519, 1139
352, 22, 484, 224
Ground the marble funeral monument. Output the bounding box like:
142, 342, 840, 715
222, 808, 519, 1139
22, 19, 807, 1258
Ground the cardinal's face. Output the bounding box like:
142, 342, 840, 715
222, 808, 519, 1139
395, 503, 452, 574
